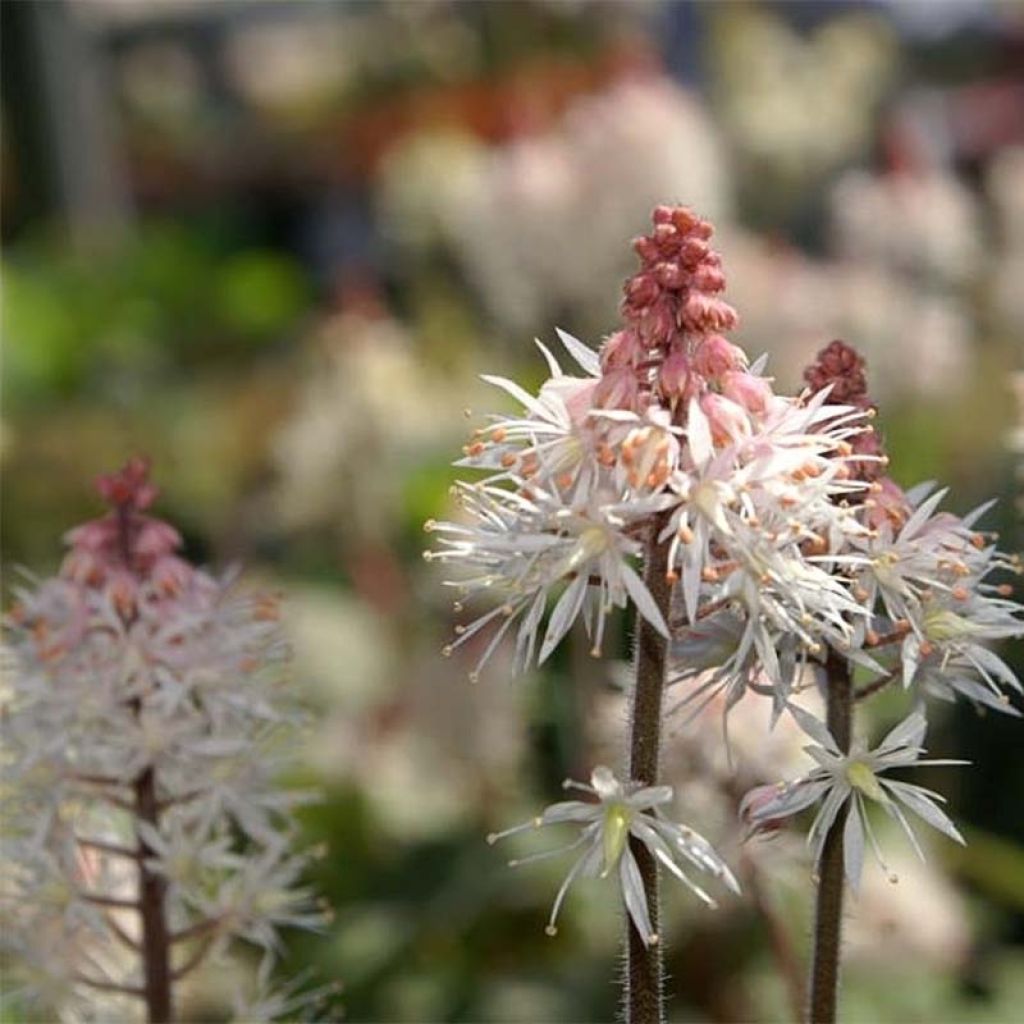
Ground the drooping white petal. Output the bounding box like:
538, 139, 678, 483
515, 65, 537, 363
620, 845, 656, 946
539, 574, 589, 665
843, 799, 865, 892
621, 563, 669, 638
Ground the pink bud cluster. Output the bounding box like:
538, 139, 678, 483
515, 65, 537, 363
602, 206, 746, 414
803, 340, 887, 485
60, 456, 196, 614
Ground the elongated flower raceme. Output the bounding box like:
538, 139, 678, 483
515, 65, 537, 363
488, 766, 739, 946
429, 210, 865, 689
1, 460, 328, 1022
743, 705, 967, 891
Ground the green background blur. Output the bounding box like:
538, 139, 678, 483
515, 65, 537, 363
2, 2, 1023, 1021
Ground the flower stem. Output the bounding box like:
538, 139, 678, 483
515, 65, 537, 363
625, 512, 673, 1024
136, 767, 173, 1021
807, 650, 853, 1024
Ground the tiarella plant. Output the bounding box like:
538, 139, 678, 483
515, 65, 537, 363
1, 460, 328, 1023
428, 205, 1023, 1023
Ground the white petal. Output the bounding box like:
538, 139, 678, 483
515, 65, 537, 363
480, 374, 549, 419
786, 703, 840, 755
883, 781, 965, 845
843, 800, 865, 893
534, 338, 563, 378
540, 801, 602, 825
747, 780, 829, 822
875, 712, 927, 758
539, 575, 588, 664
686, 397, 713, 467
621, 563, 669, 638
900, 487, 949, 540
554, 328, 601, 377
628, 785, 674, 810
619, 846, 656, 946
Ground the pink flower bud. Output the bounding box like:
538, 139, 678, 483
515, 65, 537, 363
653, 224, 681, 257
739, 785, 789, 834
632, 236, 659, 263
659, 348, 692, 401
721, 370, 771, 413
600, 329, 643, 370
679, 237, 710, 268
692, 264, 726, 293
692, 334, 744, 378
700, 392, 750, 445
670, 207, 701, 234
654, 261, 685, 290
636, 297, 676, 348
595, 367, 640, 411
652, 204, 675, 225
625, 272, 660, 308
682, 295, 737, 333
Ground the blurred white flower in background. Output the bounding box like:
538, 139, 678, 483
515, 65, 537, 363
378, 74, 731, 338
712, 9, 897, 185
987, 146, 1024, 333
830, 167, 983, 287
272, 310, 468, 540
844, 844, 970, 971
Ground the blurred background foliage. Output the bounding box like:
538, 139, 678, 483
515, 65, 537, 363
2, 1, 1023, 1021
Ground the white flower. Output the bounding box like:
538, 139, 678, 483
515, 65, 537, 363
427, 482, 670, 677
669, 608, 801, 724
744, 706, 967, 891
901, 589, 1023, 704
662, 392, 869, 632
842, 485, 995, 630
488, 766, 739, 946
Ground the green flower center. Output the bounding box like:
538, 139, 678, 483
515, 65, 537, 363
845, 760, 887, 803
602, 802, 632, 876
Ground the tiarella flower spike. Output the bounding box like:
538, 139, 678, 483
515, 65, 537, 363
2, 460, 327, 1022
429, 205, 1023, 1023
428, 208, 875, 690
488, 766, 738, 947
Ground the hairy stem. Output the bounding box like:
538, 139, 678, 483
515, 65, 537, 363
625, 512, 673, 1024
136, 766, 173, 1023
807, 651, 853, 1024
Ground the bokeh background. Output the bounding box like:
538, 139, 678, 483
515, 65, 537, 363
2, 1, 1023, 1021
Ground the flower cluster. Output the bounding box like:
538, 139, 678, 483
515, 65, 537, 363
430, 203, 1022, 934
427, 207, 872, 695
1, 460, 326, 1021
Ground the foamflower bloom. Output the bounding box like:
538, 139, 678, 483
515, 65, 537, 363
743, 706, 966, 892
488, 766, 739, 946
